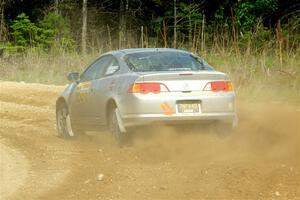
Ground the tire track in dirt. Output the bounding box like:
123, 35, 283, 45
0, 142, 29, 200
0, 81, 299, 200
0, 82, 76, 200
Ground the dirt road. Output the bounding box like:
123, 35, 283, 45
0, 81, 299, 200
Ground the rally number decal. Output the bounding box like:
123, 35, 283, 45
76, 82, 91, 103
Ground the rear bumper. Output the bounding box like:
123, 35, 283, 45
122, 112, 236, 127
118, 91, 237, 128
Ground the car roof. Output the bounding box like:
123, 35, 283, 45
106, 48, 191, 57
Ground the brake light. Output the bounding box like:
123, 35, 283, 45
203, 81, 233, 92
128, 83, 169, 94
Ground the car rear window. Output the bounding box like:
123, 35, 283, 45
124, 51, 214, 72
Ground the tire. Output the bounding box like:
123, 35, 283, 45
56, 104, 84, 139
108, 107, 126, 144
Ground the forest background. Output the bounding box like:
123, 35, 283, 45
0, 0, 299, 103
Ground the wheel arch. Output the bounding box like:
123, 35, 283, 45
56, 97, 68, 113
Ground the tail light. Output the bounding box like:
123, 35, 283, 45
203, 81, 233, 92
128, 83, 169, 94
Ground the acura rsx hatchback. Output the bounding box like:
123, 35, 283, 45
56, 48, 237, 142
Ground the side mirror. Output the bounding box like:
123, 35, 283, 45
67, 72, 80, 82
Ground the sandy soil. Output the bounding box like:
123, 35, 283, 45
0, 81, 299, 200
0, 142, 29, 199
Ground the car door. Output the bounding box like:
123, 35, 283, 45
87, 56, 120, 126
69, 55, 111, 126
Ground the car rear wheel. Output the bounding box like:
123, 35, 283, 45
108, 107, 127, 144
56, 104, 84, 139
213, 121, 234, 137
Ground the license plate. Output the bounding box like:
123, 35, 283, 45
177, 103, 200, 113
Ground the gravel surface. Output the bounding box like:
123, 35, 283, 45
0, 81, 299, 200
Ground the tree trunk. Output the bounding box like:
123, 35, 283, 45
55, 0, 59, 15
276, 20, 283, 67
173, 0, 177, 48
82, 0, 87, 54
141, 26, 144, 48
107, 24, 112, 50
188, 1, 192, 49
119, 0, 128, 49
201, 14, 205, 52
162, 19, 167, 47
0, 0, 4, 41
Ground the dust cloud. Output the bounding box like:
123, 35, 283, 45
0, 81, 299, 200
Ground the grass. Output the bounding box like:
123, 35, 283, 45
0, 49, 96, 84
0, 47, 299, 104
203, 48, 300, 104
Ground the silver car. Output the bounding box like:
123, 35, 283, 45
56, 48, 237, 142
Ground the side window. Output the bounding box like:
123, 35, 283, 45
80, 56, 112, 81
104, 58, 120, 76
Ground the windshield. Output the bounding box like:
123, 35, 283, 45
124, 51, 214, 72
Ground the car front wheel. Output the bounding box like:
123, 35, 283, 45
56, 104, 84, 139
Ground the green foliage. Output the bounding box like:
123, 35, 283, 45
152, 16, 164, 34
38, 12, 74, 50
3, 0, 298, 54
235, 0, 278, 30
255, 0, 278, 14
9, 12, 74, 50
178, 2, 203, 25
239, 18, 273, 50
10, 13, 39, 47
